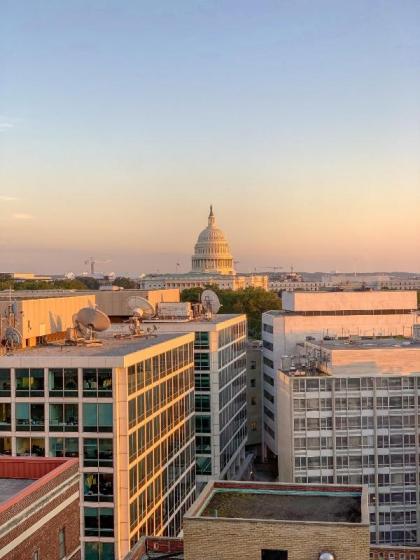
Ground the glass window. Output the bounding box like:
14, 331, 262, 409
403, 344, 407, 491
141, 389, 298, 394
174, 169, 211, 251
15, 368, 44, 397
0, 403, 11, 430
84, 472, 113, 502
83, 438, 113, 467
196, 435, 211, 453
84, 542, 114, 560
0, 436, 11, 455
49, 437, 79, 457
195, 331, 209, 349
195, 394, 210, 412
83, 403, 112, 432
49, 404, 78, 431
0, 369, 11, 396
196, 415, 211, 433
16, 437, 45, 456
49, 368, 78, 397
16, 403, 44, 431
196, 456, 212, 475
84, 507, 114, 537
195, 373, 210, 391
194, 352, 210, 371
83, 369, 112, 397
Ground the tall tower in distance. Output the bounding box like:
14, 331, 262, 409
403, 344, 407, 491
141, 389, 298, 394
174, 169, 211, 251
191, 205, 235, 275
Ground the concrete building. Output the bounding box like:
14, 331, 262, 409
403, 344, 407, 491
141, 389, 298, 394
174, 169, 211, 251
143, 312, 248, 489
246, 340, 262, 452
276, 337, 420, 547
0, 272, 52, 282
269, 279, 331, 292
0, 331, 196, 560
0, 295, 95, 349
0, 456, 80, 560
182, 480, 370, 560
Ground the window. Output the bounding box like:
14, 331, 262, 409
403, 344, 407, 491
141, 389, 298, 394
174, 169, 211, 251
16, 437, 45, 456
84, 507, 114, 537
195, 331, 209, 349
195, 394, 210, 412
49, 437, 78, 458
0, 437, 11, 455
196, 415, 211, 433
196, 435, 211, 453
196, 456, 212, 475
15, 368, 44, 396
83, 438, 113, 467
0, 403, 11, 430
49, 368, 78, 397
83, 403, 112, 432
250, 360, 256, 370
250, 378, 256, 387
195, 373, 210, 391
263, 340, 273, 351
261, 551, 288, 560
83, 368, 112, 397
16, 403, 44, 431
84, 472, 113, 502
84, 542, 115, 560
0, 369, 11, 396
194, 352, 210, 371
49, 404, 78, 431
58, 528, 65, 559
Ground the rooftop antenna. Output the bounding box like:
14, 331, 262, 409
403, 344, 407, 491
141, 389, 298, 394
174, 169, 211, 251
127, 296, 155, 319
201, 289, 221, 318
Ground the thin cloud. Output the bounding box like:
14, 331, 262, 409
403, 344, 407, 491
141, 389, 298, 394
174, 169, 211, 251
0, 196, 18, 201
12, 213, 33, 220
0, 122, 14, 130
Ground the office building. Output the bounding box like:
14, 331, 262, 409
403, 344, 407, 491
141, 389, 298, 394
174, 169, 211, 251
261, 290, 419, 464
143, 310, 247, 488
276, 337, 420, 547
246, 340, 262, 452
0, 331, 196, 560
0, 456, 80, 560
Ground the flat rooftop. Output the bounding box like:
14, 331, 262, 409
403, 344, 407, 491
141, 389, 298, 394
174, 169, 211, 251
310, 337, 420, 351
189, 481, 367, 526
1, 332, 189, 358
201, 489, 361, 524
144, 313, 242, 325
0, 478, 35, 505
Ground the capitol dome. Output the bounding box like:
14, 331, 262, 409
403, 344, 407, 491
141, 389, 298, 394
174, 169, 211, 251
191, 206, 235, 275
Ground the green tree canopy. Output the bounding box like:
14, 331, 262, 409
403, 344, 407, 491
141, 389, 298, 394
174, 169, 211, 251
181, 286, 281, 338
113, 277, 137, 289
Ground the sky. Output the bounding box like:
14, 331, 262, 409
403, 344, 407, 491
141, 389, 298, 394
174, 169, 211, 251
1, 0, 419, 275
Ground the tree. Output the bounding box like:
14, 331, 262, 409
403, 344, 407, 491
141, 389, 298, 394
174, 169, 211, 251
113, 277, 137, 289
181, 286, 281, 338
75, 276, 100, 290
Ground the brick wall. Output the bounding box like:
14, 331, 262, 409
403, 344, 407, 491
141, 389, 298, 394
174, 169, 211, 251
183, 517, 370, 560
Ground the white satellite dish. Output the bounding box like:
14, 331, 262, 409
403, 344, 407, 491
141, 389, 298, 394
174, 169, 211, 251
4, 326, 22, 348
201, 290, 221, 315
75, 307, 111, 332
128, 296, 155, 319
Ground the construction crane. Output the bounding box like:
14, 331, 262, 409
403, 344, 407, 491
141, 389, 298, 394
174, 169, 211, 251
84, 257, 111, 276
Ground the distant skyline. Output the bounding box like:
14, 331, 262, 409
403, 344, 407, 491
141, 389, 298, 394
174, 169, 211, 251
1, 1, 419, 274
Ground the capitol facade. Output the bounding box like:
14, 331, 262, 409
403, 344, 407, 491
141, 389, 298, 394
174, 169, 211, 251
191, 206, 235, 275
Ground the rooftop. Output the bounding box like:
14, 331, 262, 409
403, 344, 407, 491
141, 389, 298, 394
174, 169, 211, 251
309, 337, 420, 351
0, 332, 190, 359
187, 481, 368, 526
0, 478, 35, 505
144, 313, 243, 325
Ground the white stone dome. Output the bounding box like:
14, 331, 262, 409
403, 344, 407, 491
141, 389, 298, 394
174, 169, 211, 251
191, 206, 235, 275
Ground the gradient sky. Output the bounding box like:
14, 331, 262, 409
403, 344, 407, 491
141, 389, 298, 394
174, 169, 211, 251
1, 0, 419, 275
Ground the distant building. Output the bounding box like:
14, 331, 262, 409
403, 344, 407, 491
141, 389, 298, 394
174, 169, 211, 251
0, 272, 52, 282
139, 207, 268, 291
182, 480, 370, 560
0, 456, 80, 560
0, 331, 196, 560
276, 337, 420, 547
143, 311, 248, 490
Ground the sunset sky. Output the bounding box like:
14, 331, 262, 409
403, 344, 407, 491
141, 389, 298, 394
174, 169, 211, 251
1, 1, 419, 275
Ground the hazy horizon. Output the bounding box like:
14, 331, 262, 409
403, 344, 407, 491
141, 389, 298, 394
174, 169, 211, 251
1, 1, 419, 273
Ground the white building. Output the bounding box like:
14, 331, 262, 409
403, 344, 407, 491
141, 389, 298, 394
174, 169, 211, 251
143, 312, 248, 490
139, 206, 268, 292
261, 290, 419, 463
276, 337, 420, 548
0, 331, 196, 560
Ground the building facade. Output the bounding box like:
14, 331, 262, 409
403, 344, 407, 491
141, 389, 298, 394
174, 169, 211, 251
0, 332, 196, 560
144, 314, 247, 489
246, 340, 262, 451
276, 338, 420, 548
138, 273, 268, 292
0, 456, 80, 560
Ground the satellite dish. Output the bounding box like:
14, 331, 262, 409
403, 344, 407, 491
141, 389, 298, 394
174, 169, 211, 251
201, 290, 221, 314
75, 307, 111, 332
4, 326, 22, 347
128, 297, 155, 319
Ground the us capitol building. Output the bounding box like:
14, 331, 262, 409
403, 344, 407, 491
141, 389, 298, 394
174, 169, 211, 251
139, 206, 268, 291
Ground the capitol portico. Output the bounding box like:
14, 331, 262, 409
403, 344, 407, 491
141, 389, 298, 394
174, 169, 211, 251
191, 206, 235, 275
